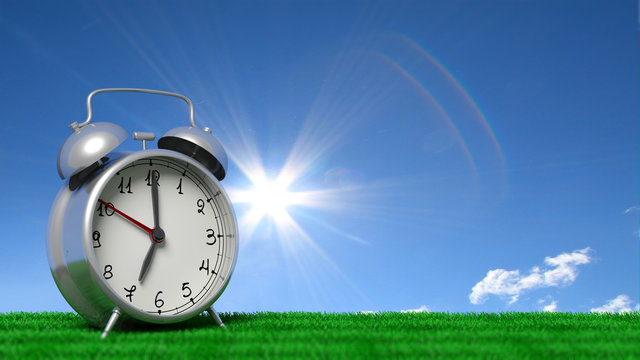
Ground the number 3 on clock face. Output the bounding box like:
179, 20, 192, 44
90, 155, 237, 319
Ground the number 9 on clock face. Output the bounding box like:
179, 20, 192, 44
90, 155, 237, 320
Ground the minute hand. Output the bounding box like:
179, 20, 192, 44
151, 169, 159, 228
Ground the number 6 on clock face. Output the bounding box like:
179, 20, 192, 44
90, 155, 237, 319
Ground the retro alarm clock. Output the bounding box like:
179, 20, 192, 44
46, 88, 238, 338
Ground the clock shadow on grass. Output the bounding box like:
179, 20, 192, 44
113, 313, 232, 334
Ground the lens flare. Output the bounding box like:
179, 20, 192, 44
231, 172, 306, 224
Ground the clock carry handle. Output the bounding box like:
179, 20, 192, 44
61, 87, 229, 182
70, 88, 197, 131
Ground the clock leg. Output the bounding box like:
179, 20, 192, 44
208, 306, 226, 328
101, 307, 121, 339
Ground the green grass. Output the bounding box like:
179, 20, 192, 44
1, 312, 639, 359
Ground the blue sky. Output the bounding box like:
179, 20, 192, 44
0, 1, 638, 315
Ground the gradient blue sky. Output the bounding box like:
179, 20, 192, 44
1, 1, 638, 314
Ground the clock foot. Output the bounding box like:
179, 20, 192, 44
208, 306, 226, 328
101, 307, 121, 339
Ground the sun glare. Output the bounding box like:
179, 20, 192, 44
249, 178, 296, 220
230, 170, 307, 226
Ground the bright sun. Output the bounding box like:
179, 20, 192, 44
249, 178, 296, 219
231, 172, 305, 225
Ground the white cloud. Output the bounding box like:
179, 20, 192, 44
469, 247, 592, 305
360, 310, 378, 314
543, 300, 558, 312
400, 305, 430, 313
590, 295, 636, 313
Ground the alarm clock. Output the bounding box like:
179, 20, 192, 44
46, 88, 238, 338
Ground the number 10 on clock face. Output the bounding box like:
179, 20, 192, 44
90, 155, 237, 320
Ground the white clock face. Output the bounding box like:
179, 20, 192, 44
90, 155, 237, 319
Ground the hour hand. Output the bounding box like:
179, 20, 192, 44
138, 227, 165, 283
138, 243, 157, 282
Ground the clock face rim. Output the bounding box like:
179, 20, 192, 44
82, 149, 238, 324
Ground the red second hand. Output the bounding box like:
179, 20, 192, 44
98, 199, 153, 237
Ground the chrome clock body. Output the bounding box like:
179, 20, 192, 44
47, 149, 238, 326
